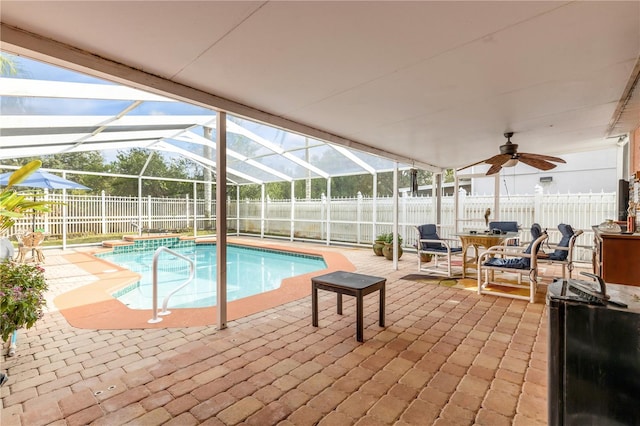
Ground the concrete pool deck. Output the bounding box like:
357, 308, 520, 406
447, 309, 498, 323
53, 238, 355, 329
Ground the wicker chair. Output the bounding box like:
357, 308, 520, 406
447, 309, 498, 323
16, 231, 45, 263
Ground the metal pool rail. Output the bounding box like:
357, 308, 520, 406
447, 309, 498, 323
148, 246, 195, 324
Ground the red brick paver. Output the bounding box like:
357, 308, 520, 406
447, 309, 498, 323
0, 238, 576, 424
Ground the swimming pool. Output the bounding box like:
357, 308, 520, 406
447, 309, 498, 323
100, 244, 326, 309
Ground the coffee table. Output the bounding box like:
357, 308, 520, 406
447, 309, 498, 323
311, 271, 386, 342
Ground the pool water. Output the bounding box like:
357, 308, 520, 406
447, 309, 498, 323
101, 244, 326, 309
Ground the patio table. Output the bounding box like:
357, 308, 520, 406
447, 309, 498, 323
311, 271, 385, 342
456, 232, 519, 278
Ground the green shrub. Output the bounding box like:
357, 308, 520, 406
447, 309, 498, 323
375, 232, 403, 245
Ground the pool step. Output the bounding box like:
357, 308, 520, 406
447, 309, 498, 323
102, 240, 135, 248
102, 234, 216, 248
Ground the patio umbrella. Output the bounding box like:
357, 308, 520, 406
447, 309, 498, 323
0, 169, 90, 233
0, 169, 90, 190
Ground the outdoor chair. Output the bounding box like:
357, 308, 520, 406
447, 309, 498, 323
515, 223, 543, 249
414, 224, 463, 277
538, 223, 583, 278
477, 229, 548, 303
488, 221, 521, 246
15, 231, 45, 264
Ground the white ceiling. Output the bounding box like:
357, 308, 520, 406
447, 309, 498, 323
1, 1, 639, 172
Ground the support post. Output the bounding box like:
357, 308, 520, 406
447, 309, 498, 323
216, 111, 228, 330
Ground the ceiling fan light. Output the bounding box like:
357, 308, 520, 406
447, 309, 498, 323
503, 158, 519, 168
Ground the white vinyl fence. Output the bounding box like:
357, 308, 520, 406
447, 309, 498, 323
9, 190, 617, 262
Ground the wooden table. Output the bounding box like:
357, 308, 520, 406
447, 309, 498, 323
456, 232, 519, 278
311, 271, 385, 342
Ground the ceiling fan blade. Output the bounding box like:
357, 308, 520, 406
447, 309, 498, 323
519, 152, 566, 164
518, 156, 559, 171
486, 163, 503, 175
458, 154, 511, 171
457, 159, 489, 171
484, 154, 511, 166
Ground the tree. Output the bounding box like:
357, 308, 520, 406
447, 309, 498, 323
0, 54, 19, 76
110, 148, 193, 197
1, 52, 28, 113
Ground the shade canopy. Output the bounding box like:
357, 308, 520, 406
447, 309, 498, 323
0, 170, 90, 190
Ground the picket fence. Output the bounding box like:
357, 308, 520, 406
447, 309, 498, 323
12, 190, 617, 262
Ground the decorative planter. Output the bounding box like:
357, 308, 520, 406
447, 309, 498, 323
373, 240, 385, 256
420, 253, 432, 263
382, 243, 403, 260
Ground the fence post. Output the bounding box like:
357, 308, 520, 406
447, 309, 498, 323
356, 191, 362, 244
458, 187, 467, 231
326, 179, 332, 245
534, 185, 543, 226
261, 184, 266, 239
290, 181, 295, 241
321, 193, 326, 241
193, 182, 198, 237
185, 194, 189, 230
401, 191, 407, 244
147, 195, 152, 229
43, 189, 50, 234
101, 190, 106, 234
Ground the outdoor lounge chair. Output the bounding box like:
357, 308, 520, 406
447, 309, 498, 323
414, 224, 463, 277
538, 223, 583, 278
15, 231, 45, 264
477, 227, 548, 303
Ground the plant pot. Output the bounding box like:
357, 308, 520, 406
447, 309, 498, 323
382, 243, 403, 260
420, 253, 432, 262
373, 240, 385, 256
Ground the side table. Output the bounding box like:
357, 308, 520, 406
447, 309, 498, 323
311, 271, 386, 342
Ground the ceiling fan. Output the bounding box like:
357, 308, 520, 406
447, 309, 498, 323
462, 132, 566, 175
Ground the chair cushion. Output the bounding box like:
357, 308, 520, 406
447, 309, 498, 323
488, 221, 519, 232
484, 257, 530, 269
427, 246, 462, 253
547, 223, 574, 261
524, 224, 543, 254
417, 224, 442, 250
486, 225, 545, 269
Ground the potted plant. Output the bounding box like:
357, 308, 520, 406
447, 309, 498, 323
373, 233, 388, 256
0, 160, 55, 344
0, 261, 48, 342
382, 233, 403, 260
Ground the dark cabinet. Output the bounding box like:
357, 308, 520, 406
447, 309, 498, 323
547, 279, 640, 424
592, 227, 640, 286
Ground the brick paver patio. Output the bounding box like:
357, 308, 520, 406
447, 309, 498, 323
1, 238, 583, 425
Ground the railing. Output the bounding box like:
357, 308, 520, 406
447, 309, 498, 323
148, 246, 195, 324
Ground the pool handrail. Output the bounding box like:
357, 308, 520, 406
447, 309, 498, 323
148, 246, 195, 324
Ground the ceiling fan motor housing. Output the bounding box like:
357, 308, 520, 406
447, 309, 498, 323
500, 132, 518, 155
